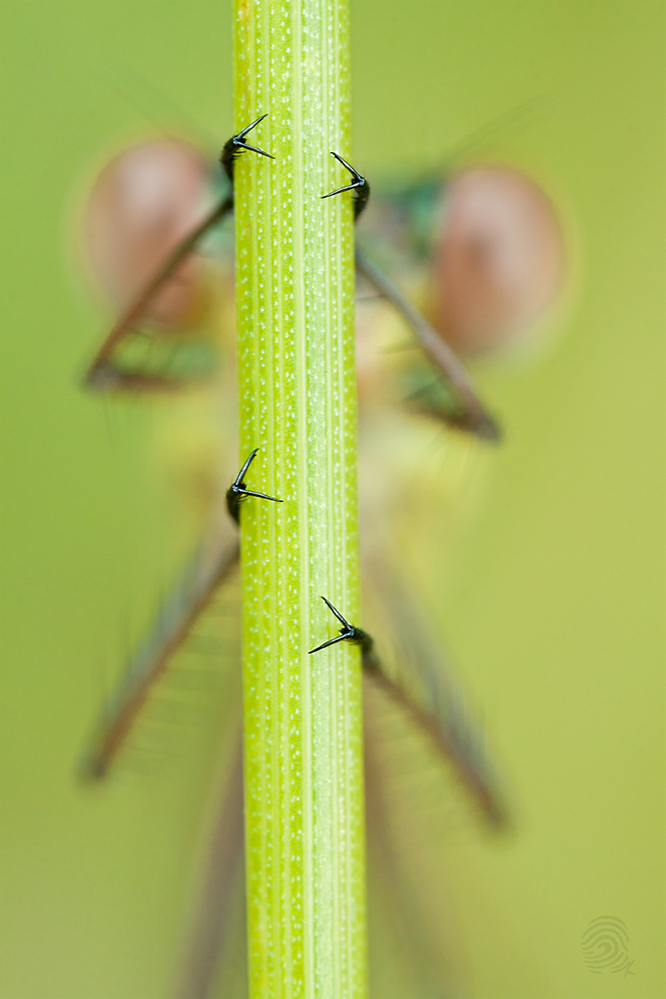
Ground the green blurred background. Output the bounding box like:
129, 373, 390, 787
0, 1, 664, 997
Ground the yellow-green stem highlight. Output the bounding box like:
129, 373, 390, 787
233, 1, 367, 996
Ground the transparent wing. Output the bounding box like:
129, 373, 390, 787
80, 530, 240, 780
364, 683, 471, 999
363, 555, 509, 830
173, 731, 248, 999
361, 561, 511, 999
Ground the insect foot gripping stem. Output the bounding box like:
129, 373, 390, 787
309, 595, 374, 655
225, 448, 282, 525
321, 152, 370, 221
220, 114, 275, 185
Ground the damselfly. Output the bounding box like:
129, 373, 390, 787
78, 113, 563, 996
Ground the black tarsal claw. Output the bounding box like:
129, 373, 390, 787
309, 595, 373, 655
220, 114, 275, 184
225, 448, 282, 524
321, 151, 370, 220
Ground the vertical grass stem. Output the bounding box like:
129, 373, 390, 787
233, 1, 367, 995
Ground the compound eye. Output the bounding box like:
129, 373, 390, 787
85, 138, 213, 331
431, 166, 564, 356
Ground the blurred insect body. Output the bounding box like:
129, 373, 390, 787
82, 127, 504, 437
79, 121, 521, 790
76, 115, 565, 995
77, 116, 542, 806
80, 533, 240, 781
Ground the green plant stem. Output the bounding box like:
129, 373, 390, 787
233, 1, 367, 996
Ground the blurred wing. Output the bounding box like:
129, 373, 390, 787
363, 554, 510, 830
80, 530, 240, 780
364, 682, 471, 999
173, 731, 248, 999
84, 196, 233, 393
362, 572, 512, 999
151, 553, 507, 999
362, 660, 507, 830
360, 551, 509, 997
169, 636, 498, 999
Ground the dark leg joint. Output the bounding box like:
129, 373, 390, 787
321, 151, 370, 220
226, 448, 282, 524
309, 595, 374, 655
220, 114, 274, 185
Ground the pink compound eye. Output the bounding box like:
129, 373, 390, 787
432, 166, 564, 355
85, 138, 212, 331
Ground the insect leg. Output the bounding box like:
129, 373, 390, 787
79, 534, 240, 780
309, 595, 373, 655
84, 196, 233, 392
321, 153, 499, 440
225, 448, 282, 525
322, 152, 370, 221
355, 245, 501, 441
220, 113, 274, 185
81, 445, 280, 778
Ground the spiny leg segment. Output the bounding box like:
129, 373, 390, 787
220, 113, 274, 183
309, 595, 374, 656
225, 448, 282, 525
322, 150, 370, 220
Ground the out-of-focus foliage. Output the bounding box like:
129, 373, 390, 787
0, 2, 664, 998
